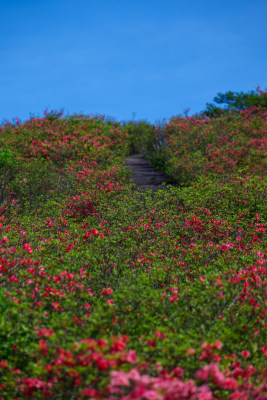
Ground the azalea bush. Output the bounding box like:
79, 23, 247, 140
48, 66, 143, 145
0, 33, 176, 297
0, 109, 266, 399
150, 106, 266, 185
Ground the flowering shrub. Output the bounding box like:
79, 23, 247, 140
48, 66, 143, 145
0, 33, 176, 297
150, 106, 267, 185
0, 109, 266, 399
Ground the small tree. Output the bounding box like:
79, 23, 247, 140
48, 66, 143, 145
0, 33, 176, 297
202, 87, 267, 117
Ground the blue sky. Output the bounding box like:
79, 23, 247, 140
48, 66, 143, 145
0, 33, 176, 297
1, 0, 267, 124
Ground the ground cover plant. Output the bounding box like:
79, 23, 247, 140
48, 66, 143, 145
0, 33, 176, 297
0, 106, 266, 399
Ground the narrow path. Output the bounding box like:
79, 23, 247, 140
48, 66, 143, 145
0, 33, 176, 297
125, 153, 168, 191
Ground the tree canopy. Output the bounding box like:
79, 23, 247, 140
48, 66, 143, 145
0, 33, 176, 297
202, 87, 267, 117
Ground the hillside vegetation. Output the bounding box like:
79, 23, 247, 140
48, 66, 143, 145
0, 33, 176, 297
0, 104, 266, 399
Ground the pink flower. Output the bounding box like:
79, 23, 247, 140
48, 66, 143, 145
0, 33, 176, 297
101, 287, 113, 295
261, 345, 267, 357
229, 390, 249, 400
222, 378, 238, 390
22, 243, 33, 253
255, 250, 264, 257
212, 354, 221, 362
241, 350, 250, 358
172, 367, 184, 378
82, 388, 97, 397
106, 287, 113, 295
97, 339, 107, 348
123, 350, 138, 364
221, 243, 230, 251
197, 386, 212, 400
37, 328, 54, 338
112, 341, 126, 352
0, 360, 7, 368
46, 218, 53, 227
85, 229, 99, 238
214, 340, 223, 349
155, 330, 166, 339
97, 358, 110, 371
110, 370, 130, 387
195, 365, 209, 381
138, 374, 151, 385
39, 340, 48, 356
127, 368, 141, 381
142, 390, 159, 399
186, 348, 196, 356
169, 295, 178, 303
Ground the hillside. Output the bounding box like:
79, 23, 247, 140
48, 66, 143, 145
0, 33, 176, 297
0, 109, 266, 399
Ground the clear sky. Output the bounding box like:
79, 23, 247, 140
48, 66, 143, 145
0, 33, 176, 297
1, 0, 267, 124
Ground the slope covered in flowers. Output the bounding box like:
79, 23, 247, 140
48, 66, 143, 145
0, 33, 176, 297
0, 110, 266, 399
150, 107, 266, 185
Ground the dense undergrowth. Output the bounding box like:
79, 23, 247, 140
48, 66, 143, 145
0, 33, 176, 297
0, 109, 266, 399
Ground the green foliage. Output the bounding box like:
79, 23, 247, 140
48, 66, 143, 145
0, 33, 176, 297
123, 120, 155, 154
202, 88, 267, 117
0, 107, 266, 399
0, 146, 17, 169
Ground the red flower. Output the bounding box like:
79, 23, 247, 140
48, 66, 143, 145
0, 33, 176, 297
36, 328, 54, 338
22, 243, 33, 253
97, 358, 110, 371
82, 388, 97, 397
39, 340, 48, 356
241, 350, 250, 358
169, 295, 178, 303
122, 350, 138, 364
186, 348, 196, 356
0, 360, 7, 368
101, 287, 113, 295
261, 345, 267, 357
112, 341, 126, 351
